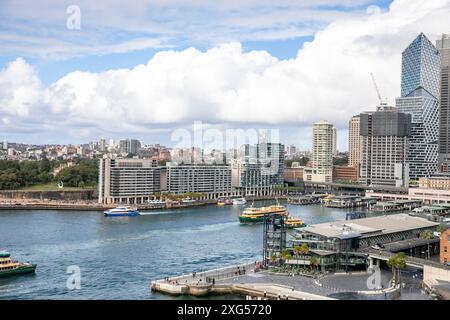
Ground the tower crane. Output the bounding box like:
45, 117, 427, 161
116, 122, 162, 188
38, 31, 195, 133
370, 73, 387, 106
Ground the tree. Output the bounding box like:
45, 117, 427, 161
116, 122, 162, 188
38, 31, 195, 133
310, 256, 319, 271
387, 252, 407, 286
270, 254, 277, 265
281, 249, 292, 263
300, 243, 309, 267
293, 245, 301, 266
422, 230, 434, 260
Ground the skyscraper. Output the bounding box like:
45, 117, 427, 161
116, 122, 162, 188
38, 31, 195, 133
119, 139, 141, 154
311, 121, 334, 183
437, 34, 450, 167
332, 127, 337, 156
359, 106, 411, 188
348, 115, 362, 166
396, 33, 440, 179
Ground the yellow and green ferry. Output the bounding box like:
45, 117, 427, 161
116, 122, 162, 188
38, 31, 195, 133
285, 216, 306, 228
0, 251, 36, 278
239, 205, 288, 223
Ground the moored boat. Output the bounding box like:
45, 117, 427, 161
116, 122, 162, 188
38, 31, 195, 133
0, 251, 36, 278
285, 216, 306, 228
104, 206, 140, 217
239, 205, 288, 223
232, 198, 247, 205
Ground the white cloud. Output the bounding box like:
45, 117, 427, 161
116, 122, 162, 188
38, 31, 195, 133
2, 0, 450, 149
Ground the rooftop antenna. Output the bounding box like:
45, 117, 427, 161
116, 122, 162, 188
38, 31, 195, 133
370, 73, 387, 106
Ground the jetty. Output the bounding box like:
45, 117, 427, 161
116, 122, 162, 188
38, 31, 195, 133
151, 261, 334, 300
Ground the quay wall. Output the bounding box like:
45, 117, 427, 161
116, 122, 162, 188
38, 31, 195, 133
0, 189, 98, 201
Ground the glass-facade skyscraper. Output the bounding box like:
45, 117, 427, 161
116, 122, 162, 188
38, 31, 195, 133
396, 33, 440, 179
437, 34, 450, 167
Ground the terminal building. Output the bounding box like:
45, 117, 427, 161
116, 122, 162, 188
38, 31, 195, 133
287, 214, 439, 271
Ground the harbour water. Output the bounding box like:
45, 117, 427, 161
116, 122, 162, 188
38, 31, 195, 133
0, 200, 372, 299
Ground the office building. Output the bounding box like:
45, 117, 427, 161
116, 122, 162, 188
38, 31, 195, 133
98, 157, 165, 204
333, 164, 359, 183
348, 115, 362, 166
119, 139, 141, 154
396, 33, 440, 179
231, 142, 284, 196
360, 106, 411, 188
285, 144, 297, 159
167, 163, 233, 199
437, 34, 450, 167
311, 121, 334, 183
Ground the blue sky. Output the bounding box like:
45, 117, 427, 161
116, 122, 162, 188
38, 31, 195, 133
3, 0, 449, 150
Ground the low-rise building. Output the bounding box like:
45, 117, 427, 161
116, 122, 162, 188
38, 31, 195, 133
333, 164, 359, 183
288, 214, 439, 271
283, 166, 304, 182
366, 188, 450, 205
419, 177, 450, 189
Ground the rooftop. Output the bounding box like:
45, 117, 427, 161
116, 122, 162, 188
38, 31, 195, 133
301, 214, 439, 239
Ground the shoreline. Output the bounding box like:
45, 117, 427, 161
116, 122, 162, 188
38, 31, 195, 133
0, 196, 287, 211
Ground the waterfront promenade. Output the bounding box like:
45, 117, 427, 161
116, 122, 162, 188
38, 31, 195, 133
0, 196, 288, 211
151, 261, 335, 300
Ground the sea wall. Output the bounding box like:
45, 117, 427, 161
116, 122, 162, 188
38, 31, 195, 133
0, 189, 98, 201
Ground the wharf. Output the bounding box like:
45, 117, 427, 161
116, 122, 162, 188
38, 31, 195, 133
151, 261, 334, 300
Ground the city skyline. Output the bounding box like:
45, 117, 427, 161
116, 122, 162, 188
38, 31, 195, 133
2, 1, 450, 150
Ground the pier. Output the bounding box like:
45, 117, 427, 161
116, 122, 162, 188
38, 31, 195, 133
151, 261, 334, 300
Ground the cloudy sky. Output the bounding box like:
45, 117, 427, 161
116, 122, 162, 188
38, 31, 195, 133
1, 0, 450, 151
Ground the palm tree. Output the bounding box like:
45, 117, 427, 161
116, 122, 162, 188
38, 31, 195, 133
300, 243, 309, 268
387, 252, 407, 287
270, 254, 277, 265
422, 230, 434, 260
310, 256, 319, 271
293, 245, 301, 266
282, 249, 292, 264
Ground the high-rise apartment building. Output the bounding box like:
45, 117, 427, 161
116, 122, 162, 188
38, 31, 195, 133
231, 142, 285, 196
98, 157, 165, 204
332, 127, 337, 156
359, 106, 411, 188
119, 139, 141, 154
311, 121, 334, 183
348, 115, 362, 166
396, 33, 440, 179
437, 34, 450, 167
166, 163, 233, 198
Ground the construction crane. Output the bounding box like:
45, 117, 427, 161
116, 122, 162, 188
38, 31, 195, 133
370, 73, 386, 106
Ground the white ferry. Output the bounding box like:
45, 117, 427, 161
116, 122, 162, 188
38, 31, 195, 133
104, 206, 140, 217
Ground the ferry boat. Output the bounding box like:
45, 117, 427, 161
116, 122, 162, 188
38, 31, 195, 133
285, 216, 306, 228
0, 251, 36, 278
104, 206, 140, 217
181, 197, 197, 203
239, 205, 288, 223
232, 198, 247, 205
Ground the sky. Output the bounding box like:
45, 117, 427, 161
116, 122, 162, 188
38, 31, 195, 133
1, 0, 450, 151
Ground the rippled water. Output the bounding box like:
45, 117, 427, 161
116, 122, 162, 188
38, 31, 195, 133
0, 200, 370, 299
